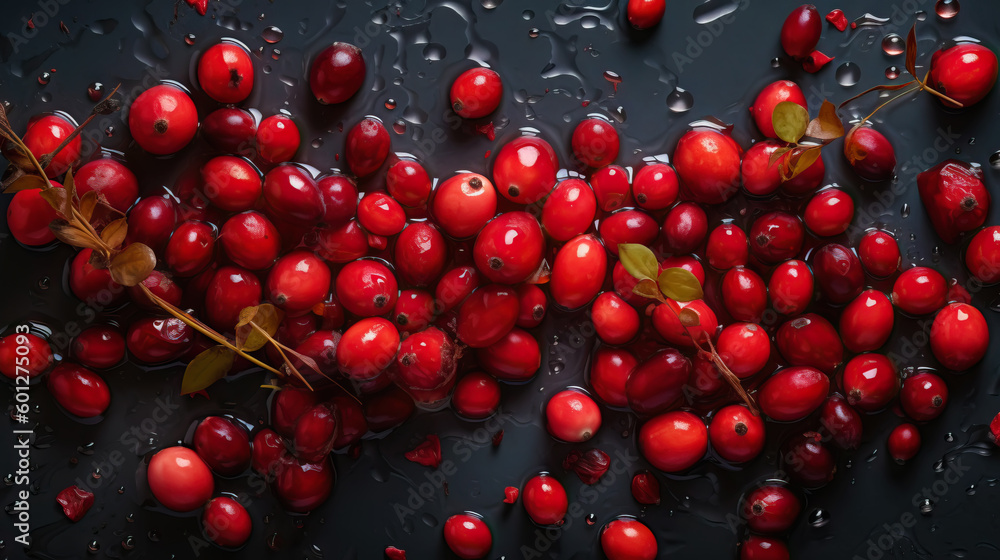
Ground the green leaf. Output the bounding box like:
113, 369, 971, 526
631, 278, 662, 300
181, 346, 235, 395
617, 243, 659, 281
658, 267, 704, 302
678, 307, 701, 327
772, 101, 809, 144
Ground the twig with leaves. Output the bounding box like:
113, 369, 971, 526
768, 99, 845, 182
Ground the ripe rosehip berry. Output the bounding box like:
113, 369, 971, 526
127, 317, 194, 364
709, 404, 766, 463
929, 42, 999, 108
844, 126, 896, 182
651, 299, 719, 348
202, 107, 256, 154
751, 81, 807, 138
600, 518, 657, 560
455, 284, 519, 348
450, 67, 503, 119
75, 158, 139, 213
7, 187, 59, 246
768, 259, 813, 315
631, 471, 661, 505
263, 164, 324, 225
492, 136, 558, 204
600, 209, 659, 256
741, 535, 790, 560
841, 353, 899, 411
930, 302, 989, 371
453, 371, 501, 419
219, 211, 281, 271
892, 266, 948, 316
395, 327, 458, 396
431, 173, 497, 239
267, 251, 331, 314
781, 149, 827, 195
804, 188, 854, 236
811, 243, 864, 305
435, 266, 481, 314
72, 325, 125, 370
474, 212, 544, 284
443, 513, 493, 559
776, 313, 843, 374
632, 163, 678, 210
627, 0, 665, 29
966, 225, 1000, 283
20, 114, 81, 178
541, 178, 597, 241
819, 394, 863, 450
293, 403, 341, 462
839, 289, 894, 353
386, 159, 432, 207
780, 5, 822, 58
126, 196, 177, 254
336, 317, 399, 381
662, 202, 708, 254
917, 160, 989, 244
625, 348, 691, 415
589, 347, 638, 408
128, 84, 198, 154
202, 496, 252, 548
476, 327, 541, 381
346, 116, 390, 177
194, 416, 251, 476
858, 229, 900, 278
311, 220, 369, 262
314, 174, 359, 227
271, 387, 317, 438
546, 389, 602, 442
70, 248, 126, 307
205, 266, 261, 331
706, 223, 749, 270
717, 322, 771, 378
329, 396, 366, 450
639, 410, 707, 472
334, 259, 398, 318
674, 128, 742, 204
147, 446, 214, 512
515, 284, 547, 328
550, 234, 607, 310
200, 156, 261, 212
274, 456, 335, 513
197, 42, 254, 103
750, 211, 804, 264
690, 354, 726, 401
781, 431, 836, 488
590, 165, 632, 212
392, 289, 436, 334
572, 117, 619, 168
758, 366, 829, 422
722, 266, 767, 323
741, 140, 783, 196
523, 474, 568, 525
309, 42, 365, 104
46, 363, 110, 418
741, 483, 801, 534
128, 270, 183, 311
389, 222, 445, 287
888, 423, 922, 463
591, 292, 640, 345
164, 220, 216, 278
255, 115, 300, 164
900, 372, 948, 422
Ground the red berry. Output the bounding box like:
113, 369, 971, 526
674, 128, 742, 204
751, 80, 807, 138
346, 116, 390, 177
70, 248, 126, 306
337, 317, 399, 380
900, 372, 948, 422
625, 348, 691, 415
205, 266, 261, 331
293, 403, 341, 462
263, 164, 324, 224
20, 114, 81, 178
690, 354, 727, 401
917, 160, 989, 244
392, 223, 447, 286
717, 322, 770, 378
768, 259, 813, 315
639, 410, 707, 472
709, 404, 766, 463
309, 42, 365, 104
129, 270, 183, 311
450, 67, 503, 119
165, 220, 216, 278
312, 220, 369, 262
522, 474, 568, 525
316, 174, 359, 226
147, 446, 214, 512
965, 226, 1000, 283
928, 42, 999, 108
393, 289, 436, 334
128, 84, 198, 154
839, 289, 894, 353
456, 284, 519, 348
844, 126, 896, 182
630, 471, 661, 505
271, 388, 317, 438
435, 266, 481, 314
255, 115, 300, 164
741, 535, 790, 560
651, 299, 718, 348
386, 159, 432, 207
775, 313, 843, 374
56, 485, 94, 522
194, 416, 251, 476
197, 42, 254, 103
632, 163, 678, 210
741, 140, 783, 196
741, 483, 800, 534
546, 389, 602, 442
8, 185, 61, 246
127, 317, 193, 364
47, 363, 110, 418
395, 327, 458, 397
550, 234, 607, 310
590, 165, 632, 212
782, 146, 827, 195
588, 347, 637, 408
126, 196, 177, 254
453, 372, 501, 419
274, 456, 334, 512
780, 4, 822, 59
202, 496, 252, 548
515, 284, 547, 328
591, 292, 640, 345
891, 266, 947, 315
888, 423, 922, 463
781, 431, 836, 488
476, 327, 541, 382
758, 366, 830, 422
431, 173, 497, 239
330, 396, 367, 450
202, 107, 256, 154
572, 117, 619, 167
335, 259, 398, 318
219, 211, 281, 271
200, 156, 261, 212
251, 428, 286, 476
72, 325, 125, 369
267, 251, 331, 314
859, 229, 900, 278
492, 136, 558, 204
662, 202, 708, 254
819, 394, 863, 450
812, 243, 864, 304
930, 302, 989, 371
600, 518, 657, 560
627, 0, 665, 29
474, 212, 544, 284
804, 188, 854, 236
722, 266, 767, 323
750, 211, 804, 264
443, 513, 493, 559
542, 178, 597, 241
706, 223, 749, 270
75, 158, 139, 213
600, 209, 659, 256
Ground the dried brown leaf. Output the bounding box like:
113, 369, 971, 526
905, 24, 917, 80
79, 191, 98, 222
780, 146, 824, 182
678, 307, 701, 327
804, 100, 845, 140
767, 146, 794, 168
235, 304, 283, 352
101, 218, 128, 249
39, 184, 72, 220
2, 169, 47, 193
50, 220, 104, 251
109, 243, 155, 286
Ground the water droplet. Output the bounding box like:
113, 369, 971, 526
603, 70, 622, 92
385, 98, 397, 110
935, 0, 960, 19
586, 513, 596, 525
126, 513, 134, 523
271, 49, 281, 60
770, 57, 781, 68
901, 203, 910, 218
422, 43, 446, 61
87, 82, 104, 101
522, 10, 534, 19
916, 10, 928, 21
262, 26, 283, 43
116, 486, 125, 494
966, 484, 976, 495
693, 0, 740, 24
885, 66, 900, 80
482, 0, 502, 9
92, 469, 102, 480
610, 105, 627, 123
989, 151, 1000, 168
38, 72, 51, 85
882, 33, 905, 55
920, 498, 934, 515
836, 63, 861, 87
88, 540, 100, 554
122, 536, 135, 550
37, 277, 50, 290
184, 33, 195, 45
392, 119, 406, 134
262, 65, 272, 74
528, 27, 540, 38
104, 126, 114, 137
945, 432, 955, 442
267, 533, 281, 550
666, 87, 694, 113
311, 138, 324, 149
808, 508, 830, 527
933, 459, 946, 472
148, 530, 160, 542
549, 360, 564, 373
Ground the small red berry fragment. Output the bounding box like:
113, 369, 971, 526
562, 448, 611, 485
476, 122, 496, 141
990, 412, 1000, 445
802, 50, 835, 73
385, 546, 407, 560
405, 434, 442, 468
56, 485, 95, 522
492, 430, 504, 447
504, 486, 520, 504
825, 9, 848, 31
631, 471, 661, 505
185, 0, 208, 15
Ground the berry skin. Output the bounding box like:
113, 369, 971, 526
662, 202, 708, 254
891, 267, 947, 316
492, 136, 559, 204
706, 223, 749, 270
263, 164, 325, 225
546, 389, 602, 442
859, 229, 900, 278
456, 284, 519, 348
930, 302, 989, 371
126, 196, 177, 254
46, 363, 110, 418
335, 259, 398, 318
600, 518, 657, 560
74, 158, 139, 213
722, 266, 767, 323
709, 404, 766, 463
591, 292, 640, 345
274, 456, 335, 513
345, 116, 390, 177
639, 410, 708, 472
741, 483, 801, 534
129, 270, 183, 311
7, 187, 59, 246
775, 313, 843, 374
450, 67, 503, 119
812, 243, 864, 305
202, 497, 252, 548
267, 251, 331, 314
716, 322, 770, 378
435, 266, 481, 314
572, 118, 620, 167
758, 366, 829, 422
588, 347, 637, 408
70, 248, 126, 307
780, 5, 822, 59
917, 160, 989, 244
750, 211, 804, 265
965, 226, 1000, 283
900, 372, 949, 422
474, 212, 544, 284
205, 266, 262, 332
20, 114, 81, 178
164, 220, 216, 278
632, 163, 679, 210
394, 223, 447, 287
256, 115, 301, 164
431, 173, 497, 239
128, 85, 198, 155
627, 0, 665, 29
844, 126, 896, 182
453, 371, 501, 419
386, 159, 432, 207
551, 234, 607, 310
819, 394, 863, 450
219, 211, 281, 271
147, 447, 214, 512
625, 348, 691, 415
751, 80, 807, 138
781, 431, 836, 488
515, 284, 547, 328
740, 535, 790, 560
673, 128, 742, 204
197, 42, 254, 103
888, 423, 922, 463
443, 514, 493, 559
201, 155, 262, 213
202, 107, 256, 154
590, 165, 632, 212
393, 289, 436, 335
476, 327, 541, 381
741, 140, 783, 196
317, 174, 359, 226
542, 179, 597, 241
309, 42, 365, 104
126, 317, 194, 364
839, 289, 894, 353
72, 326, 125, 370
804, 188, 854, 236
651, 299, 718, 348
928, 43, 999, 108
336, 318, 399, 380
599, 209, 659, 256
395, 327, 459, 396
293, 403, 341, 462
522, 474, 568, 525
194, 416, 251, 476
842, 353, 899, 412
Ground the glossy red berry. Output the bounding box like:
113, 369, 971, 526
812, 243, 864, 305
431, 173, 497, 239
742, 483, 800, 534
263, 164, 324, 225
335, 259, 398, 318
128, 84, 198, 154
758, 366, 829, 422
267, 251, 330, 314
202, 107, 256, 154
591, 292, 640, 345
476, 327, 541, 381
197, 42, 254, 103
492, 136, 558, 204
627, 0, 665, 29
819, 394, 863, 450
717, 322, 770, 378
523, 474, 568, 525
205, 266, 261, 331
219, 211, 281, 271
781, 431, 836, 488
917, 160, 989, 244
804, 188, 854, 236
599, 209, 659, 256
928, 42, 999, 108
651, 299, 719, 348
46, 363, 110, 418
346, 116, 390, 177
200, 156, 261, 212
129, 270, 183, 311
589, 347, 637, 408
550, 234, 607, 310
930, 302, 989, 371
337, 317, 399, 380
293, 403, 341, 462
966, 226, 1000, 283
839, 289, 894, 353
722, 266, 767, 323
386, 159, 432, 207
315, 174, 359, 227
639, 410, 707, 472
515, 284, 547, 328
126, 196, 177, 253
590, 165, 631, 212
706, 223, 749, 270
776, 313, 843, 374
194, 416, 251, 476
741, 140, 783, 196
900, 372, 948, 422
450, 67, 502, 119
7, 187, 59, 246
202, 496, 252, 548
70, 248, 126, 306
147, 446, 214, 512
741, 535, 790, 560
858, 229, 900, 278
781, 149, 826, 196
632, 163, 679, 210
541, 178, 597, 241
255, 115, 300, 164
662, 202, 708, 254
888, 423, 922, 463
456, 284, 519, 348
630, 471, 661, 505
270, 388, 317, 438
395, 327, 458, 398
72, 325, 125, 369
709, 404, 766, 462
572, 118, 619, 167
453, 372, 501, 419
891, 266, 947, 315
274, 456, 335, 513
750, 211, 804, 264
392, 289, 436, 334
546, 389, 601, 442
780, 5, 822, 58
127, 317, 193, 364
751, 80, 807, 138
474, 212, 544, 284
435, 266, 481, 314
844, 126, 896, 182
673, 128, 742, 204
309, 42, 365, 104
75, 158, 139, 213
165, 220, 216, 278
21, 114, 80, 177
600, 518, 657, 560
625, 348, 691, 415
443, 514, 493, 559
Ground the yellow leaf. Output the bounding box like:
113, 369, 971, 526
617, 243, 659, 281
181, 346, 235, 395
658, 267, 704, 302
235, 303, 283, 352
771, 101, 809, 144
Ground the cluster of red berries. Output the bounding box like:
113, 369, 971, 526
3, 3, 1000, 558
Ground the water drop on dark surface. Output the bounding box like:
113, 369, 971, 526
38, 72, 51, 85
87, 541, 100, 554
423, 44, 446, 61
528, 27, 540, 38
920, 498, 934, 515
122, 536, 135, 550
882, 34, 904, 55
693, 0, 739, 24
916, 10, 928, 20
385, 98, 396, 110
603, 70, 622, 92
901, 203, 910, 218
836, 63, 861, 87
885, 66, 900, 79
586, 513, 596, 525
482, 0, 502, 9
666, 87, 694, 113
936, 0, 960, 19
808, 508, 830, 527
37, 277, 50, 290
184, 33, 195, 45
945, 432, 955, 442
104, 126, 114, 137
770, 57, 781, 68
990, 151, 1000, 168
393, 119, 406, 134
86, 82, 104, 101
966, 485, 976, 495
271, 48, 281, 60
262, 25, 283, 43
523, 10, 534, 19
